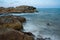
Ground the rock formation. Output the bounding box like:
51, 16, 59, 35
0, 5, 37, 13
0, 15, 26, 30
0, 28, 34, 40
0, 15, 35, 40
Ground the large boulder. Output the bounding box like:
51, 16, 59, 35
0, 15, 26, 30
0, 28, 34, 40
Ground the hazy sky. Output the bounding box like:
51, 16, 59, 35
0, 0, 60, 8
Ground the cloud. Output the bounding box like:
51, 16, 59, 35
0, 0, 60, 8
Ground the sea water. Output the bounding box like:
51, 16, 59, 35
1, 8, 60, 40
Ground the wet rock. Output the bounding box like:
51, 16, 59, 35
47, 23, 50, 26
45, 38, 51, 40
22, 32, 35, 37
46, 23, 51, 26
36, 38, 45, 40
0, 28, 34, 40
36, 37, 51, 40
0, 15, 25, 30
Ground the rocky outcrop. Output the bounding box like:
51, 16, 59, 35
0, 15, 26, 30
0, 28, 34, 40
0, 15, 35, 40
15, 5, 37, 13
0, 5, 37, 13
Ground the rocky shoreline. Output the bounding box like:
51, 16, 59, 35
0, 5, 37, 13
0, 6, 51, 40
0, 15, 51, 40
0, 15, 34, 40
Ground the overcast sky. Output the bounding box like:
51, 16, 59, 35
0, 0, 60, 8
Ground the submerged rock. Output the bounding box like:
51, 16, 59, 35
36, 38, 51, 40
36, 38, 45, 40
45, 38, 51, 40
0, 15, 26, 30
47, 23, 50, 26
46, 23, 51, 26
0, 28, 34, 40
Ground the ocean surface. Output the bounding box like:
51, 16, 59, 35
1, 8, 60, 40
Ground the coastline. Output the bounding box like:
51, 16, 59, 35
0, 5, 37, 13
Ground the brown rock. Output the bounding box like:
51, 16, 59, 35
0, 15, 24, 30
16, 5, 37, 13
0, 28, 34, 40
24, 34, 34, 40
0, 7, 6, 13
0, 5, 37, 13
13, 16, 26, 23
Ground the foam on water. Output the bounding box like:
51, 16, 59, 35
23, 8, 60, 40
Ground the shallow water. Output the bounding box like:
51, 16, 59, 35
0, 8, 60, 40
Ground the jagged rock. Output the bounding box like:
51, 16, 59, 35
0, 28, 34, 40
0, 15, 26, 30
22, 32, 35, 37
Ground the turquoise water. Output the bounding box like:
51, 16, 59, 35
1, 8, 60, 40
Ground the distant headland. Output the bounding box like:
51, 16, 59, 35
0, 5, 37, 13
